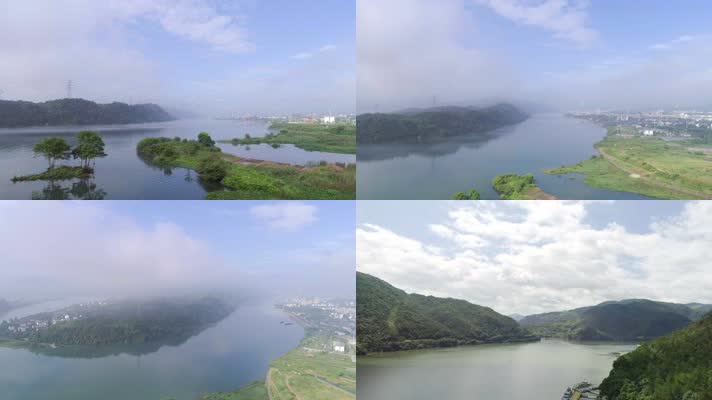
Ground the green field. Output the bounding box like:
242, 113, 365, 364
220, 123, 356, 154
545, 136, 712, 199
199, 381, 267, 400
137, 136, 355, 200
11, 165, 92, 182
266, 331, 355, 400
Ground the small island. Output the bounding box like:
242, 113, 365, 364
220, 122, 356, 154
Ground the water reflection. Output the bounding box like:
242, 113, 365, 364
31, 178, 107, 200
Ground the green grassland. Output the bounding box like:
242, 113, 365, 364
266, 329, 355, 400
220, 122, 356, 154
200, 381, 267, 400
545, 135, 712, 199
137, 136, 355, 200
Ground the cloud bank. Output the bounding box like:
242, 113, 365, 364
357, 201, 712, 315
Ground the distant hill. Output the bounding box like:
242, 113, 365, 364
519, 299, 709, 341
0, 298, 13, 315
356, 103, 528, 144
509, 313, 525, 321
600, 311, 712, 399
0, 98, 175, 128
356, 272, 537, 355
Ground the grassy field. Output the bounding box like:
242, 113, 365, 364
137, 136, 355, 200
545, 136, 712, 199
492, 173, 557, 200
220, 122, 356, 154
266, 331, 355, 400
200, 381, 267, 400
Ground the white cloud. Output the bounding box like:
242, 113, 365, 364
473, 0, 598, 46
357, 0, 520, 112
649, 34, 697, 51
290, 44, 337, 60
0, 202, 236, 299
250, 202, 318, 232
357, 201, 712, 316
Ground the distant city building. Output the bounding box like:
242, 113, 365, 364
321, 116, 336, 124
643, 129, 655, 136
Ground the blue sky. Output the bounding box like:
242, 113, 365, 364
0, 0, 355, 115
358, 0, 712, 111
0, 201, 355, 301
357, 201, 712, 315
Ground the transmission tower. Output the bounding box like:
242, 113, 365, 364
66, 80, 72, 99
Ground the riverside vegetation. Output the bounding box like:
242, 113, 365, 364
356, 272, 538, 355
599, 311, 712, 400
545, 132, 712, 199
221, 122, 356, 154
137, 132, 355, 199
11, 131, 106, 182
452, 173, 556, 200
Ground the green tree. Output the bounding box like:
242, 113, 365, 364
72, 131, 106, 169
33, 137, 71, 168
196, 155, 228, 182
198, 132, 215, 147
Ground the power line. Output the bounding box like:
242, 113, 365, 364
66, 80, 72, 99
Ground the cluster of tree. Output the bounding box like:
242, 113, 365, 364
0, 98, 174, 128
356, 103, 528, 144
356, 272, 538, 355
32, 131, 106, 170
137, 133, 227, 182
2, 297, 233, 346
452, 189, 481, 200
519, 299, 711, 341
491, 173, 536, 199
599, 311, 712, 400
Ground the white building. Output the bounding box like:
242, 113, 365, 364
333, 343, 345, 353
321, 116, 335, 124
643, 129, 654, 136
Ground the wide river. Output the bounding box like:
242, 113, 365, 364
0, 119, 355, 199
357, 339, 637, 400
357, 113, 651, 199
0, 301, 304, 400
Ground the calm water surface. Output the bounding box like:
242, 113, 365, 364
357, 339, 637, 400
0, 119, 355, 199
0, 302, 303, 400
357, 113, 651, 199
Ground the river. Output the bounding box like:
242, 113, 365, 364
0, 302, 303, 400
357, 113, 651, 199
357, 339, 637, 400
0, 119, 355, 199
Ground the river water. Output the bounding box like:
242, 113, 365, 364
357, 339, 637, 400
357, 113, 651, 199
0, 119, 355, 199
0, 302, 303, 400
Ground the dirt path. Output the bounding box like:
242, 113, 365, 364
598, 148, 710, 199
219, 153, 305, 169
284, 374, 303, 400
524, 186, 558, 200
310, 375, 356, 398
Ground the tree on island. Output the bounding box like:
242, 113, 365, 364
198, 132, 215, 147
452, 189, 481, 200
32, 137, 71, 168
72, 130, 106, 169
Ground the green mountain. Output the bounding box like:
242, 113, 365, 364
519, 299, 708, 341
356, 103, 528, 144
600, 311, 712, 400
0, 98, 175, 127
0, 297, 233, 347
356, 272, 537, 355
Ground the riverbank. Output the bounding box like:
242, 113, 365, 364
137, 136, 355, 200
202, 310, 355, 400
545, 133, 712, 199
220, 122, 356, 154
